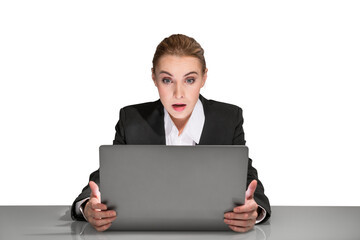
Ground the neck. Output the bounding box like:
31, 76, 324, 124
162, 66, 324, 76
170, 115, 191, 136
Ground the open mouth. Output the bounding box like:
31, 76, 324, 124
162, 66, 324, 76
172, 104, 187, 112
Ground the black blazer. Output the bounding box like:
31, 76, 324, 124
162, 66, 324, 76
71, 94, 271, 222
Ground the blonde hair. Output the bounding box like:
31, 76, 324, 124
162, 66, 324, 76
152, 34, 206, 74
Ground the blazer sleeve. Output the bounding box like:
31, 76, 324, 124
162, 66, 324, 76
71, 108, 127, 221
233, 107, 271, 223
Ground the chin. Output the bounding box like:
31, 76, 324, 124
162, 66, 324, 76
168, 109, 190, 119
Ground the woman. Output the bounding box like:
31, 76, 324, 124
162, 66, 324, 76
71, 34, 271, 232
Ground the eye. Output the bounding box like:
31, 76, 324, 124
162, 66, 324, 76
186, 78, 195, 84
162, 78, 172, 84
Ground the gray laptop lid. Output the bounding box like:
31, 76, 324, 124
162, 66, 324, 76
99, 145, 248, 231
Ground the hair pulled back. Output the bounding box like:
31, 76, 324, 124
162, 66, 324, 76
152, 34, 206, 74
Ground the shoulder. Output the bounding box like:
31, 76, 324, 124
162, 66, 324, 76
199, 95, 245, 145
119, 99, 163, 116
200, 95, 243, 119
116, 100, 164, 133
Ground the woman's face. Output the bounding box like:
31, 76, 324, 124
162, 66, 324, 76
152, 55, 207, 122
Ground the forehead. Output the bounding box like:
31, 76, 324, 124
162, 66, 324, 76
156, 55, 202, 73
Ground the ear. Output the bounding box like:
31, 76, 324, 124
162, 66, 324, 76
151, 68, 157, 87
201, 68, 208, 88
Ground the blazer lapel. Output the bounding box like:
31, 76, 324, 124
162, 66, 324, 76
145, 99, 166, 145
198, 94, 220, 145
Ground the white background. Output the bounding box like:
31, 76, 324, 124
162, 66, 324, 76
1, 0, 359, 206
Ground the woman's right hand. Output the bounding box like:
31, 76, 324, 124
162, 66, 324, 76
84, 181, 117, 231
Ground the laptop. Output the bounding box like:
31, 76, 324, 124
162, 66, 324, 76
99, 145, 249, 231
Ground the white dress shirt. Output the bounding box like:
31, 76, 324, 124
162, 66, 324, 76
77, 98, 266, 223
164, 99, 205, 145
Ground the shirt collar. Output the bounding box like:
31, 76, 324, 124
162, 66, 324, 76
164, 98, 205, 144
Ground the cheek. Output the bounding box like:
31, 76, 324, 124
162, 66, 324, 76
157, 86, 171, 100
188, 85, 202, 98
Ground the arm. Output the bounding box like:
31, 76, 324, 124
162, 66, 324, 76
82, 181, 117, 231
71, 107, 127, 228
71, 169, 100, 221
225, 107, 271, 230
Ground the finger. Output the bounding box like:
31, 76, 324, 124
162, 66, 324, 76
224, 210, 258, 220
228, 225, 253, 233
91, 210, 117, 220
86, 198, 106, 213
224, 218, 255, 228
90, 216, 117, 227
245, 180, 257, 200
89, 181, 101, 202
232, 199, 258, 213
90, 202, 108, 211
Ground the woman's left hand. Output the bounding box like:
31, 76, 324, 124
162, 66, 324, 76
223, 180, 258, 233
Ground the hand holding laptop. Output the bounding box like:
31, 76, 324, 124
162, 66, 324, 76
84, 179, 258, 232
223, 180, 259, 232
83, 181, 117, 231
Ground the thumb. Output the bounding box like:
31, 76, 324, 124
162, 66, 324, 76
245, 180, 257, 200
89, 181, 101, 202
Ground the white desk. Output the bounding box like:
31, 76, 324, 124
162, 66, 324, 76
0, 206, 359, 240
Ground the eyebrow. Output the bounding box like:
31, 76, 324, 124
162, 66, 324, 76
159, 71, 198, 77
184, 71, 198, 77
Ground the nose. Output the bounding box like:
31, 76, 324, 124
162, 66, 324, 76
174, 82, 184, 99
